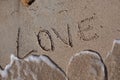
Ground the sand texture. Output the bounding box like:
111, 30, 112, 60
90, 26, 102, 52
105, 40, 120, 80
0, 0, 120, 80
67, 50, 107, 80
0, 55, 67, 80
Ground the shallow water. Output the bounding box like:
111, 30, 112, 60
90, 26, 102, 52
0, 55, 66, 80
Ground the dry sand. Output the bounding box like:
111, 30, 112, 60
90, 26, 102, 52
0, 0, 120, 80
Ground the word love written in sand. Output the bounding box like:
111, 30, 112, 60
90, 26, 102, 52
18, 16, 100, 52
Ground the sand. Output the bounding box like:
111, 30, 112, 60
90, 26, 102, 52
67, 50, 107, 80
0, 54, 67, 80
0, 0, 120, 80
105, 40, 120, 80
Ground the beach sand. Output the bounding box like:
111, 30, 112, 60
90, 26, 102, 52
0, 0, 120, 79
